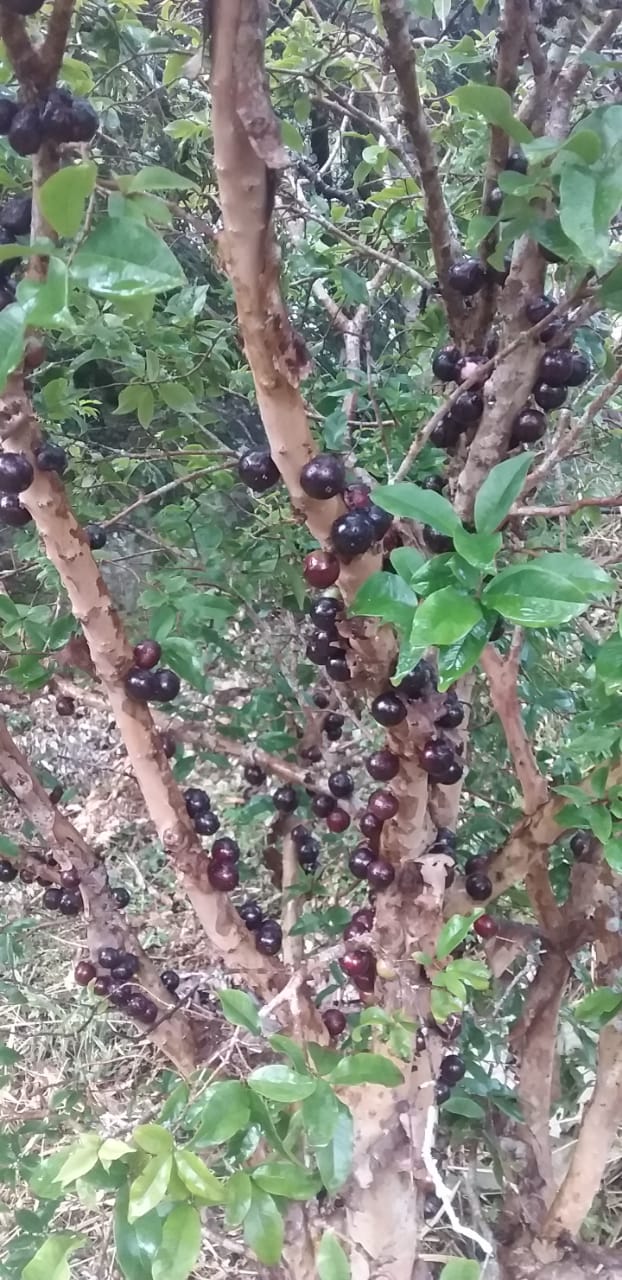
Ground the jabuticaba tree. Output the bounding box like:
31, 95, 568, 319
0, 1, 622, 1278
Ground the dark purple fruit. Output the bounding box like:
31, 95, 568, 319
300, 453, 345, 500
8, 105, 43, 156
399, 659, 436, 699
511, 409, 547, 445
60, 868, 80, 890
366, 858, 395, 890
422, 524, 453, 553
160, 731, 176, 759
331, 511, 375, 558
112, 886, 131, 908
366, 750, 399, 781
66, 98, 99, 143
465, 872, 493, 901
93, 975, 112, 998
0, 451, 33, 494
42, 886, 63, 910
300, 743, 323, 763
273, 785, 298, 813
212, 837, 240, 863
85, 523, 107, 550
244, 762, 266, 786
151, 668, 180, 702
434, 760, 464, 786
533, 382, 567, 411
570, 831, 591, 859
567, 351, 591, 386
328, 770, 354, 799
309, 596, 343, 628
133, 640, 161, 670
368, 789, 399, 822
127, 993, 158, 1024
326, 652, 351, 682
313, 691, 330, 709
505, 152, 528, 174
348, 845, 375, 879
208, 860, 239, 891
109, 984, 134, 1009
59, 890, 82, 916
306, 629, 332, 664
34, 441, 67, 474
439, 1054, 466, 1085
540, 319, 565, 344
0, 97, 17, 135
184, 787, 210, 817
432, 347, 462, 382
255, 918, 282, 955
340, 947, 375, 980
195, 811, 220, 836
313, 793, 336, 818
56, 695, 75, 716
98, 946, 121, 969
304, 550, 340, 589
435, 693, 464, 730
422, 474, 445, 493
359, 811, 383, 842
161, 969, 180, 992
366, 503, 394, 541
525, 294, 554, 325
487, 186, 504, 215
326, 807, 350, 833
0, 859, 18, 883
2, 195, 32, 237
465, 853, 490, 875
435, 1081, 452, 1105
238, 450, 280, 493
323, 1007, 346, 1038
430, 414, 461, 448
74, 961, 96, 986
452, 390, 484, 426
111, 955, 140, 982
538, 349, 574, 387
420, 737, 456, 777
474, 914, 497, 938
124, 668, 157, 702
371, 692, 406, 727
239, 900, 264, 930
448, 258, 486, 296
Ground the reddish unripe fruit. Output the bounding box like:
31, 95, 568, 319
344, 483, 370, 509
304, 550, 340, 588
465, 872, 493, 901
93, 975, 112, 998
133, 639, 162, 670
313, 793, 336, 818
60, 868, 80, 890
326, 807, 351, 834
255, 918, 282, 955
359, 811, 383, 842
371, 692, 406, 727
208, 860, 239, 891
439, 1053, 466, 1085
368, 789, 399, 822
323, 1008, 347, 1038
348, 846, 375, 879
212, 837, 240, 863
473, 914, 497, 939
366, 750, 399, 782
366, 858, 395, 890
340, 947, 375, 980
300, 452, 345, 500
25, 339, 47, 373
420, 737, 456, 777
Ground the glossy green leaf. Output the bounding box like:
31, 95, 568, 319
132, 1125, 173, 1156
317, 1231, 351, 1280
0, 302, 26, 392
29, 1150, 69, 1200
248, 1065, 316, 1103
574, 987, 622, 1025
482, 564, 592, 627
38, 162, 97, 238
437, 618, 491, 690
218, 988, 261, 1034
17, 258, 70, 328
127, 1152, 172, 1222
113, 1185, 161, 1280
436, 913, 482, 961
98, 1138, 134, 1169
55, 1134, 101, 1187
441, 1095, 486, 1119
410, 589, 483, 648
452, 526, 502, 569
603, 837, 622, 874
390, 545, 426, 582
315, 1104, 353, 1193
225, 1171, 253, 1227
473, 453, 532, 533
71, 216, 186, 297
191, 1080, 250, 1145
327, 1052, 403, 1088
559, 164, 608, 269
449, 82, 532, 143
125, 166, 198, 193
372, 482, 461, 536
350, 571, 417, 632
586, 804, 612, 843
302, 1079, 341, 1148
152, 1204, 201, 1280
174, 1149, 224, 1203
22, 1232, 86, 1280
243, 1186, 284, 1266
440, 1261, 481, 1280
252, 1161, 322, 1199
536, 553, 612, 597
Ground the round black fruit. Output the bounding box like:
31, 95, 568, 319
255, 918, 282, 955
128, 993, 158, 1024
505, 152, 528, 174
0, 451, 33, 494
430, 414, 461, 449
422, 474, 445, 493
195, 810, 220, 836
567, 350, 591, 386
212, 837, 240, 864
67, 98, 99, 143
74, 960, 96, 986
448, 258, 486, 297
326, 653, 351, 682
538, 349, 574, 387
161, 969, 180, 992
59, 890, 82, 916
124, 668, 157, 702
348, 845, 375, 879
487, 186, 504, 215
435, 1081, 452, 1105
313, 691, 330, 709
0, 494, 31, 527
152, 668, 180, 702
452, 390, 484, 427
328, 770, 354, 799
184, 787, 211, 818
533, 382, 567, 411
366, 858, 395, 890
309, 595, 343, 628
366, 749, 399, 781
399, 659, 435, 700
439, 1054, 466, 1085
9, 105, 43, 156
112, 886, 131, 908
300, 452, 345, 500
434, 760, 463, 786
525, 294, 554, 325
511, 409, 546, 445
133, 639, 161, 670
0, 859, 18, 883
420, 737, 456, 777
99, 946, 121, 970
85, 523, 107, 550
238, 450, 280, 493
60, 868, 80, 890
2, 195, 32, 237
359, 811, 383, 842
371, 692, 406, 727
273, 785, 298, 813
465, 853, 490, 875
331, 511, 375, 558
323, 1008, 346, 1038
111, 955, 140, 982
368, 789, 399, 822
42, 886, 63, 911
432, 347, 462, 382
239, 900, 264, 931
465, 872, 493, 901
93, 975, 111, 998
366, 503, 394, 541
570, 831, 591, 859
0, 97, 17, 135
435, 692, 464, 730
208, 860, 239, 891
306, 629, 331, 665
244, 762, 266, 786
34, 442, 67, 474
313, 793, 335, 818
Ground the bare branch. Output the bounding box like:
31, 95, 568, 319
41, 0, 77, 81
102, 464, 231, 529
519, 362, 622, 499
512, 492, 622, 520
0, 8, 45, 89
548, 9, 622, 139
481, 640, 548, 816
511, 949, 571, 1191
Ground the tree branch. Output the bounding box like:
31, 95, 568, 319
481, 639, 548, 816
41, 0, 77, 82
548, 9, 622, 139
518, 362, 622, 499
512, 492, 622, 520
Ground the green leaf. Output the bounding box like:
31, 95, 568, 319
449, 82, 531, 142
603, 837, 622, 874
430, 987, 463, 1022
29, 1150, 70, 1200
350, 571, 417, 632
559, 164, 609, 269
327, 1052, 403, 1088
22, 1233, 86, 1280
127, 1152, 173, 1223
586, 805, 612, 843
390, 546, 426, 582
98, 1139, 134, 1169
317, 1231, 351, 1280
18, 258, 70, 328
474, 454, 533, 533
410, 589, 483, 648
252, 1161, 322, 1200
248, 1065, 316, 1103
372, 483, 461, 536
482, 563, 593, 626
440, 1261, 481, 1280
452, 526, 502, 569
55, 1134, 101, 1186
152, 1205, 201, 1280
125, 166, 198, 194
535, 553, 612, 598
437, 618, 491, 690
226, 1170, 253, 1227
441, 1095, 486, 1120
302, 1080, 341, 1148
218, 988, 261, 1034
71, 217, 186, 297
243, 1187, 284, 1266
38, 162, 97, 238
174, 1149, 224, 1204
114, 1186, 162, 1280
192, 1080, 250, 1145
436, 913, 482, 961
315, 1103, 353, 1193
132, 1125, 173, 1157
574, 988, 622, 1025
0, 302, 26, 391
